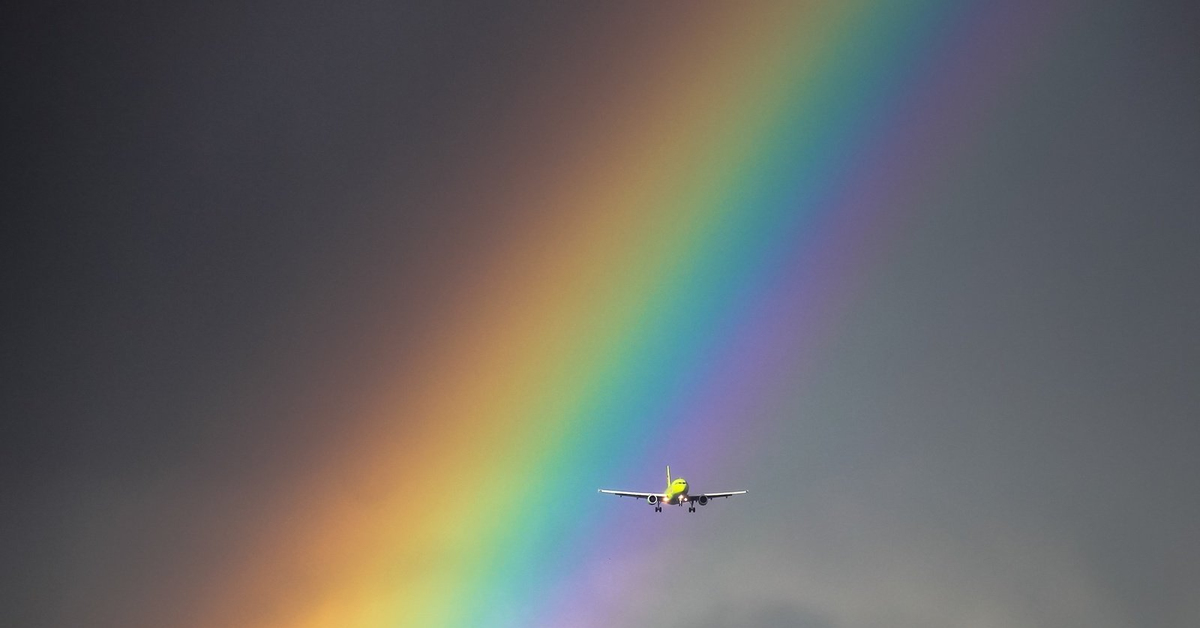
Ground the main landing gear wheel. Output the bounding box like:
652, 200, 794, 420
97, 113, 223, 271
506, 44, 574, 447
688, 506, 696, 512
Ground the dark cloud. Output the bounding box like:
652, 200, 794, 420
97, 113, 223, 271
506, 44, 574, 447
692, 600, 835, 628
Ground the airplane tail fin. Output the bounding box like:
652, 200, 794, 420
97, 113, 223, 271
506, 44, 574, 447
666, 465, 671, 486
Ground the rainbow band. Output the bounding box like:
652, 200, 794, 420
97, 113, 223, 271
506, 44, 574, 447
197, 2, 1072, 627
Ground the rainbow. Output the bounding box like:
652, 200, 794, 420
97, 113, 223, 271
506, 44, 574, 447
196, 2, 1071, 626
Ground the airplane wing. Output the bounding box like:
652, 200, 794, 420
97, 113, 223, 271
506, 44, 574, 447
694, 491, 747, 499
598, 489, 663, 500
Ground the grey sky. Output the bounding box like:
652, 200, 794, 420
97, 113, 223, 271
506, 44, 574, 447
631, 4, 1200, 627
4, 2, 1198, 627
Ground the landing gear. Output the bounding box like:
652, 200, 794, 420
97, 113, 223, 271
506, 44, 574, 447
688, 506, 696, 512
654, 506, 662, 512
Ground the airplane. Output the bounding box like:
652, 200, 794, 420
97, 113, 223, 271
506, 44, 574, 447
598, 466, 747, 512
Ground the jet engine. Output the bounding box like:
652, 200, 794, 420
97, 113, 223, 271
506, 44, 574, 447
697, 496, 708, 506
646, 495, 659, 505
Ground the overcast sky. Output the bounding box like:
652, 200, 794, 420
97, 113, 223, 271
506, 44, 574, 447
5, 2, 1199, 628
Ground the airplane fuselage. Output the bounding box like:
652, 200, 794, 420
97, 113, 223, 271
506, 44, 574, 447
665, 477, 689, 505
